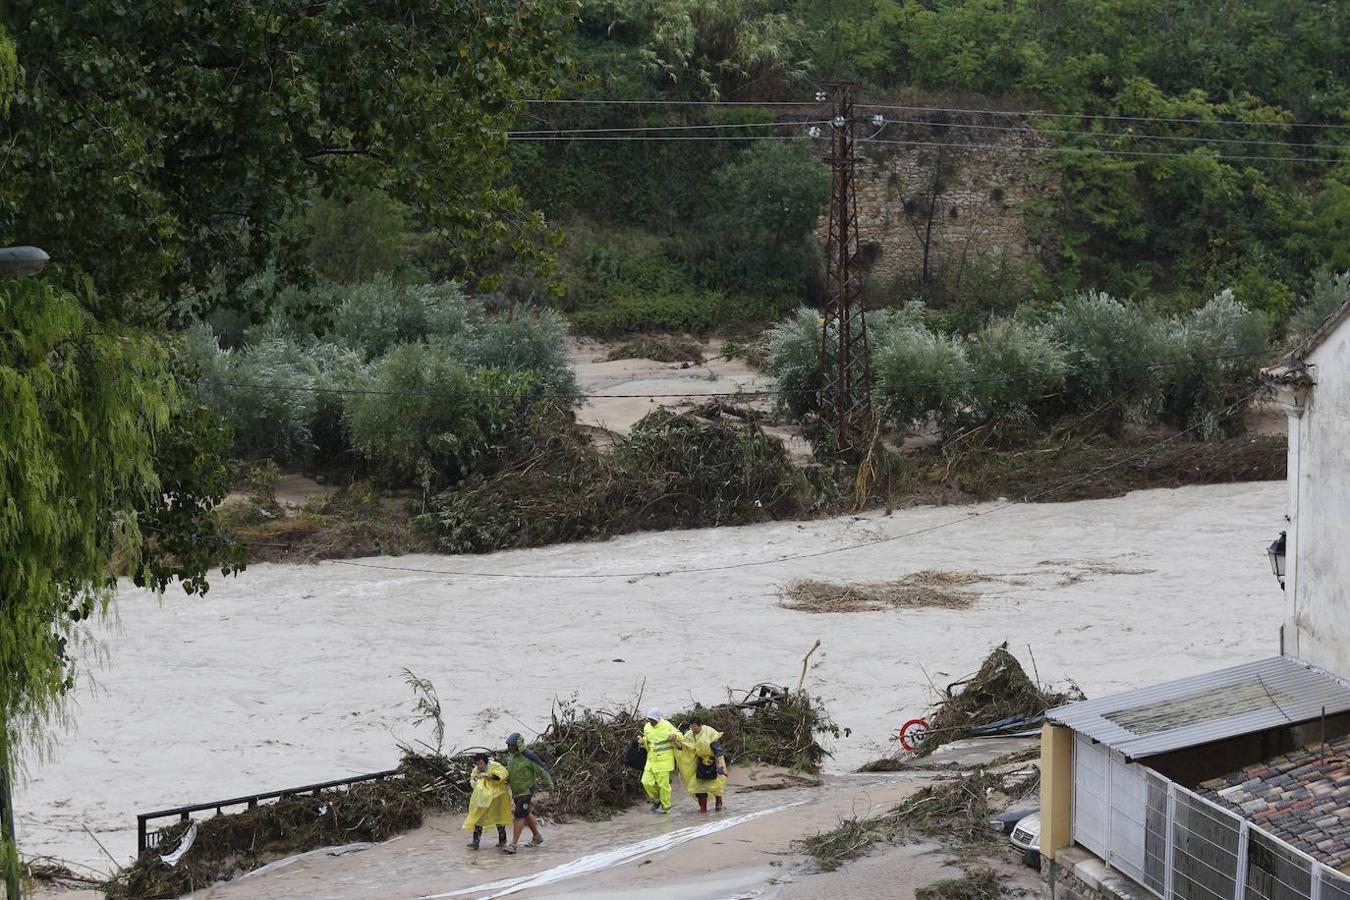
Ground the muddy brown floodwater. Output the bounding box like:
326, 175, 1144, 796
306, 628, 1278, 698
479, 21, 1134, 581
20, 480, 1282, 887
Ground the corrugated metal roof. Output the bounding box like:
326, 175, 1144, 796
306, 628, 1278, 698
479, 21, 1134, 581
1046, 656, 1350, 760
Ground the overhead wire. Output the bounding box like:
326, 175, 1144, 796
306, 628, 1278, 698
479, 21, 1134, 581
324, 388, 1260, 582
507, 134, 802, 142
856, 101, 1350, 132
525, 98, 820, 107
525, 96, 1350, 132
507, 120, 829, 136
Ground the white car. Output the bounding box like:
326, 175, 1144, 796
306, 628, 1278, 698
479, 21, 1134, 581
1010, 811, 1041, 853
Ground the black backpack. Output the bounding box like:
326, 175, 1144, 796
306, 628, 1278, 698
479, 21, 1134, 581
623, 741, 647, 770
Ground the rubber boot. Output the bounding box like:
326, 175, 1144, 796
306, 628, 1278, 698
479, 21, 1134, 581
468, 826, 482, 849
697, 793, 708, 813
715, 795, 724, 811
496, 826, 508, 848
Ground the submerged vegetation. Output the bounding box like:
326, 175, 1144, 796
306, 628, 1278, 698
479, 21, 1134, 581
421, 402, 803, 553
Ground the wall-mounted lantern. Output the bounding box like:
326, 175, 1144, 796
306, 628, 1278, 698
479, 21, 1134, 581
1267, 531, 1287, 589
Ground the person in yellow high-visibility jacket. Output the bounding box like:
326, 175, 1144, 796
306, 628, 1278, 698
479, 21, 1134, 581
674, 717, 728, 813
639, 707, 687, 813
462, 752, 513, 851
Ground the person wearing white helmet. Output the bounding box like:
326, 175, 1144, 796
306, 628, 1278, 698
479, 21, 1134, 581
639, 708, 687, 814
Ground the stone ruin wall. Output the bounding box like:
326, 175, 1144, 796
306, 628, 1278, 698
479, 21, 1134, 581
817, 111, 1059, 290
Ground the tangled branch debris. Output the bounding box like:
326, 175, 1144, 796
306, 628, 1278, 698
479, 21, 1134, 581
796, 766, 1020, 873
916, 868, 1005, 900
917, 645, 1079, 757
108, 683, 840, 898
604, 334, 706, 364
780, 570, 983, 613
535, 685, 844, 820
425, 403, 804, 553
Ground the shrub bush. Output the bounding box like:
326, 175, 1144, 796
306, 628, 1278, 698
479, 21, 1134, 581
344, 343, 541, 488
186, 276, 583, 480
965, 319, 1068, 429
763, 308, 824, 416
328, 278, 477, 360
872, 323, 971, 432
305, 189, 419, 285
569, 288, 723, 336
1047, 291, 1163, 419
619, 404, 802, 527
1288, 270, 1350, 341
466, 306, 582, 405
1156, 290, 1272, 434
182, 324, 363, 464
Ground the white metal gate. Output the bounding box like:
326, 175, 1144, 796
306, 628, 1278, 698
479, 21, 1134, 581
1073, 733, 1150, 877
1073, 733, 1110, 858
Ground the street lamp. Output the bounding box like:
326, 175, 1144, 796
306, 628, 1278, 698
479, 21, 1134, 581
0, 244, 48, 900
0, 246, 49, 275
1267, 531, 1287, 590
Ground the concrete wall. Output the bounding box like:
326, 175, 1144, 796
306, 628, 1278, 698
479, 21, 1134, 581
1284, 324, 1350, 677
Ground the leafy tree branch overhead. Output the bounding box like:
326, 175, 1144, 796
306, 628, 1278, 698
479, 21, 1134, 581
2, 0, 577, 324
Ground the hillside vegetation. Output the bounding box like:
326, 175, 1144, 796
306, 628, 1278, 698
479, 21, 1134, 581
502, 0, 1349, 331
172, 0, 1349, 554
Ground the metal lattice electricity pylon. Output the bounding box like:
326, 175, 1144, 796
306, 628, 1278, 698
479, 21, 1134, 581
818, 82, 872, 454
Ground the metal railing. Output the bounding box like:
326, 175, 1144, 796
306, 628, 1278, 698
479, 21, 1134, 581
1074, 746, 1350, 900
136, 768, 401, 856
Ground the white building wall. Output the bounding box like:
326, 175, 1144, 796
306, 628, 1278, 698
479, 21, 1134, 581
1285, 323, 1350, 677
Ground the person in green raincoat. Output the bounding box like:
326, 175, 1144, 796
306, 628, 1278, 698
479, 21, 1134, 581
674, 716, 728, 812
640, 707, 687, 813
462, 752, 513, 851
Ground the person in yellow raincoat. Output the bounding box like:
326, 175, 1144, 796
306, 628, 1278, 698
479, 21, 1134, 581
640, 708, 687, 814
674, 716, 728, 813
462, 752, 513, 851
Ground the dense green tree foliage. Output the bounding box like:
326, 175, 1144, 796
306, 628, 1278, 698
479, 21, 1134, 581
4, 0, 573, 322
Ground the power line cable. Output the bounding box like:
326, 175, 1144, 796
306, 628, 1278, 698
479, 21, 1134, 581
323, 389, 1259, 582
525, 98, 820, 107
508, 134, 803, 142
856, 102, 1350, 132
524, 97, 1350, 132
507, 120, 828, 136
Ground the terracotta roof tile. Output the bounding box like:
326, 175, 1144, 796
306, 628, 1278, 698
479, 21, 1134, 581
1201, 734, 1350, 868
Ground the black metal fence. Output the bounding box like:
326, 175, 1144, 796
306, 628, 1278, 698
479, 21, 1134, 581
136, 768, 402, 856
